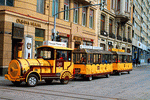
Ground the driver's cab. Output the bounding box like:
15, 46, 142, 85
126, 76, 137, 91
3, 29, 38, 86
36, 41, 73, 83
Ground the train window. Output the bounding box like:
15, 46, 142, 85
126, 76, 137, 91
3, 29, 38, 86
56, 50, 71, 61
37, 48, 53, 60
127, 55, 132, 63
102, 54, 108, 64
122, 55, 127, 63
118, 55, 122, 63
87, 54, 93, 64
93, 54, 98, 64
73, 53, 87, 64
98, 54, 102, 64
112, 55, 117, 63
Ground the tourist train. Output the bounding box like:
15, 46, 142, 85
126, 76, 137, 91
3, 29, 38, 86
5, 41, 132, 87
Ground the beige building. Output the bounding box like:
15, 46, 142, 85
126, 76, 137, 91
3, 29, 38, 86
97, 0, 133, 53
132, 0, 150, 64
0, 0, 98, 75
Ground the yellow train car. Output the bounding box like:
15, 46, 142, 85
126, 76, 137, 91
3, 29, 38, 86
111, 49, 132, 75
73, 48, 113, 81
5, 41, 73, 86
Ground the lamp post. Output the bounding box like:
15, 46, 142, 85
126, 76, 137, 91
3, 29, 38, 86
52, 0, 105, 41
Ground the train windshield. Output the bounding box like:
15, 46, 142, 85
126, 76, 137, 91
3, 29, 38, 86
37, 47, 54, 60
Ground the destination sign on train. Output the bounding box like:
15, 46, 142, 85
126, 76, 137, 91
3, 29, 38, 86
43, 41, 67, 47
80, 45, 103, 50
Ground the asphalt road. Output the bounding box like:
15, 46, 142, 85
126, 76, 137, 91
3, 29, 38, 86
0, 65, 150, 100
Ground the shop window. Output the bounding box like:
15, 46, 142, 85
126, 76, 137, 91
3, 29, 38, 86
0, 0, 14, 6
82, 7, 86, 26
52, 0, 59, 18
89, 9, 94, 29
101, 15, 105, 31
73, 2, 78, 24
64, 0, 69, 21
37, 0, 45, 14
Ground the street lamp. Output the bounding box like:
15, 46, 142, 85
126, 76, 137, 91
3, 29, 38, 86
52, 0, 105, 41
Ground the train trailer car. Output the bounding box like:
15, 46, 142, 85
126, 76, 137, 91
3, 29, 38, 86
111, 48, 132, 75
73, 46, 113, 81
5, 41, 74, 87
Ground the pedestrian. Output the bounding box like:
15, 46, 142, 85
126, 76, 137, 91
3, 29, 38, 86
136, 58, 139, 67
132, 58, 136, 67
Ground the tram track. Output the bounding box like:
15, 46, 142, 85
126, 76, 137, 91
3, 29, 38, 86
0, 86, 120, 100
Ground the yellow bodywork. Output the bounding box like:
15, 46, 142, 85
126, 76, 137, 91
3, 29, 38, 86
112, 63, 132, 72
74, 63, 113, 76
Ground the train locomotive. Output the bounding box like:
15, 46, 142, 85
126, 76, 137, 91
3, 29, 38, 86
5, 41, 73, 87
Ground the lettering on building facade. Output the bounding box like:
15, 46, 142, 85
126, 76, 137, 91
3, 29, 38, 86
16, 19, 41, 27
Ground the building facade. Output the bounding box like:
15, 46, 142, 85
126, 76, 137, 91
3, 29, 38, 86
132, 0, 150, 64
0, 0, 98, 75
97, 0, 133, 53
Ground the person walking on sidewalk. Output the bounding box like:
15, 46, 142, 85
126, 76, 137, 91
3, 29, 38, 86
132, 58, 136, 67
136, 58, 139, 67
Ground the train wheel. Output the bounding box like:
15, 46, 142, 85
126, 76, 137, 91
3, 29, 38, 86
12, 81, 22, 86
45, 79, 53, 84
106, 74, 110, 78
60, 79, 69, 84
128, 71, 130, 74
27, 74, 38, 87
88, 76, 92, 81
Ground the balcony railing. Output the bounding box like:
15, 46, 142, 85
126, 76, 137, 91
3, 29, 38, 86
109, 33, 115, 39
117, 35, 122, 40
123, 37, 127, 42
128, 38, 132, 43
101, 30, 108, 37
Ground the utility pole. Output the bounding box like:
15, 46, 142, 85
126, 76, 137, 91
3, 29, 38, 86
52, 0, 105, 41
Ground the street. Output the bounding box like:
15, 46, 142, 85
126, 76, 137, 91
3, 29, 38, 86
0, 65, 150, 100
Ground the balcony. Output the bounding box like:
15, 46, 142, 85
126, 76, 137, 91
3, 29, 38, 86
101, 30, 108, 37
109, 33, 116, 39
123, 37, 127, 42
128, 38, 132, 43
117, 35, 122, 40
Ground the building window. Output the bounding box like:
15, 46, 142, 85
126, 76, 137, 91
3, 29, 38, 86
89, 9, 94, 28
109, 19, 113, 34
64, 0, 69, 21
125, 0, 129, 12
128, 27, 130, 39
73, 2, 78, 24
101, 15, 105, 31
52, 0, 59, 18
111, 0, 115, 9
100, 43, 105, 50
117, 23, 119, 36
83, 41, 93, 46
117, 0, 120, 11
82, 8, 86, 26
37, 0, 44, 14
0, 0, 14, 6
35, 28, 45, 49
